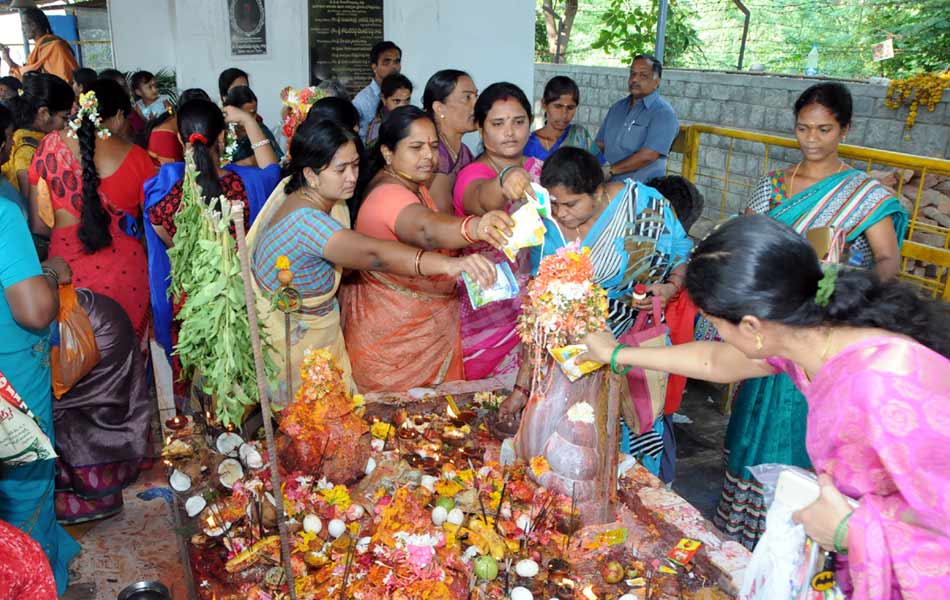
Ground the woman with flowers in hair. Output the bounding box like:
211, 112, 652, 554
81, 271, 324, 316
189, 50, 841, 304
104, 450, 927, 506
144, 99, 280, 382
28, 79, 155, 340
583, 215, 950, 599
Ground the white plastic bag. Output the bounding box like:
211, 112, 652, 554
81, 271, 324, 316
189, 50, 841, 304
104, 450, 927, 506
740, 465, 847, 600
0, 370, 56, 466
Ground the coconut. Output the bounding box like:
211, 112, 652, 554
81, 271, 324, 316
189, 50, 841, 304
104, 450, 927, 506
239, 443, 264, 470
303, 514, 322, 535
328, 518, 346, 538
216, 432, 244, 456
447, 507, 465, 526
217, 458, 244, 489
169, 469, 192, 492
185, 495, 206, 518
510, 587, 533, 600
515, 559, 539, 578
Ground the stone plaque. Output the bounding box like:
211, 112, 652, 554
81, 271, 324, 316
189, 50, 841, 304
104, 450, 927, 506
228, 0, 267, 56
308, 0, 384, 96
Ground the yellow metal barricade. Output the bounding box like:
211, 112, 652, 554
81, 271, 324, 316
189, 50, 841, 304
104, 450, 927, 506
674, 124, 950, 300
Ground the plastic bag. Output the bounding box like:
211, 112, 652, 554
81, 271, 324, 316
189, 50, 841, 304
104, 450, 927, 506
740, 465, 851, 600
500, 202, 545, 261
462, 262, 519, 308
50, 285, 100, 399
0, 369, 56, 466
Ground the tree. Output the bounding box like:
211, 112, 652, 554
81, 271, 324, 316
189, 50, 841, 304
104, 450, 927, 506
590, 0, 701, 66
542, 0, 579, 64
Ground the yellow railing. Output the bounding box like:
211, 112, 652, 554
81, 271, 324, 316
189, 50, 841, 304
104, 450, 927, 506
674, 124, 950, 300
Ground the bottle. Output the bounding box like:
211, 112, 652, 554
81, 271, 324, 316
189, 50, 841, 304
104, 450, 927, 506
805, 44, 819, 76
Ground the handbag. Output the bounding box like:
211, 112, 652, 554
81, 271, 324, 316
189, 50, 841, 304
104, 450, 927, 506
0, 369, 56, 466
50, 285, 101, 399
617, 295, 670, 435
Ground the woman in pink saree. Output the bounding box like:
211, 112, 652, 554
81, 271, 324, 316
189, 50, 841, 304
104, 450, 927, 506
584, 215, 950, 599
453, 82, 543, 382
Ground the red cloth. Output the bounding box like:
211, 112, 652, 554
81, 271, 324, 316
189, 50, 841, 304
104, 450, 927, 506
663, 290, 699, 414
29, 133, 156, 339
147, 128, 184, 165
0, 520, 57, 600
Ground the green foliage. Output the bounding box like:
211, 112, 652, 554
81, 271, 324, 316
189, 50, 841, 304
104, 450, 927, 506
536, 10, 552, 62
559, 0, 948, 79
168, 151, 277, 427
590, 0, 701, 66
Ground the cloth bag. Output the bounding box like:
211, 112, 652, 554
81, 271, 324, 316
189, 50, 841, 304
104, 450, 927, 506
617, 295, 669, 435
51, 284, 100, 399
0, 369, 56, 466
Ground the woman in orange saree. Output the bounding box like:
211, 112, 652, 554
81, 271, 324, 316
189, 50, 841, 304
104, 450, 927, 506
341, 106, 513, 392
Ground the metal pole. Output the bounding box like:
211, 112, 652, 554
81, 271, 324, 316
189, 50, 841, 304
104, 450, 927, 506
655, 0, 669, 63
733, 0, 751, 71
231, 203, 297, 600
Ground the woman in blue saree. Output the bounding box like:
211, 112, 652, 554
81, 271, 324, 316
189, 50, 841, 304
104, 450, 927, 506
143, 99, 279, 384
500, 147, 693, 482
715, 82, 908, 549
524, 76, 601, 163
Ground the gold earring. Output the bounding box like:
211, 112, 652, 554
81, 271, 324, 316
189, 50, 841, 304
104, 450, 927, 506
440, 114, 445, 119
755, 334, 763, 351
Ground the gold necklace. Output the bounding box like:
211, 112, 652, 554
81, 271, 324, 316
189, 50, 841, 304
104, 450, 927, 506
820, 328, 835, 360
439, 132, 459, 163
486, 154, 523, 175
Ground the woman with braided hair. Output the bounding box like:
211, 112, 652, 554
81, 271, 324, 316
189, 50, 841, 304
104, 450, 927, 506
28, 78, 155, 341
144, 98, 280, 370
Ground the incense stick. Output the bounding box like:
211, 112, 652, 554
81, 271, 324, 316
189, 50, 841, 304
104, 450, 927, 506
468, 459, 490, 525
565, 482, 577, 555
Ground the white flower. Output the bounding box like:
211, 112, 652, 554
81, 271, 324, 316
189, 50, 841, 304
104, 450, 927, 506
566, 401, 595, 424
554, 281, 588, 301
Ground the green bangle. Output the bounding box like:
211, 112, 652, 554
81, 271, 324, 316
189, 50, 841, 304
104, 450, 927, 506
498, 165, 516, 187
833, 512, 853, 554
610, 343, 631, 375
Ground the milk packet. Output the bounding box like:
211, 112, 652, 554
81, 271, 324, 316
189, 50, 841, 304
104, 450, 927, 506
462, 262, 519, 309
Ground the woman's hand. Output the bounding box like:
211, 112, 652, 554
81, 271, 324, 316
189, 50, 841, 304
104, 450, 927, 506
793, 473, 854, 551
500, 168, 535, 203
42, 257, 72, 285
222, 105, 255, 126
446, 253, 497, 288
499, 387, 528, 418
579, 330, 620, 364
473, 210, 514, 250
634, 282, 677, 310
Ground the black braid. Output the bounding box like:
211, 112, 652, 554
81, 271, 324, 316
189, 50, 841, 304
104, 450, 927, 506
76, 118, 112, 254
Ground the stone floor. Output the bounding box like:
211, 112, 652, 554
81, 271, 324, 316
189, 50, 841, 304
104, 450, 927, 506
670, 380, 731, 521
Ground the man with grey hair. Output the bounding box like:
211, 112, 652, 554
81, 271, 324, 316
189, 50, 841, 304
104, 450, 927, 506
596, 54, 679, 182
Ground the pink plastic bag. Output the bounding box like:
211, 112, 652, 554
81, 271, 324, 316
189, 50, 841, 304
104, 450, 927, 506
617, 296, 669, 435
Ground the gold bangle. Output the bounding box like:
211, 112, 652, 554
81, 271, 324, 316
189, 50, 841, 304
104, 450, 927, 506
414, 249, 425, 276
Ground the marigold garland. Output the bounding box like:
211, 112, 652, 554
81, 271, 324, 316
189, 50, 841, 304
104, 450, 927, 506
885, 71, 950, 130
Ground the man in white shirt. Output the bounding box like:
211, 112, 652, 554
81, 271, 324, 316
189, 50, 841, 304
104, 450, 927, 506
353, 41, 402, 139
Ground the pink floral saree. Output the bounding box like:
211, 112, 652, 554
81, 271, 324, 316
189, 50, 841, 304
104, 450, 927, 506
769, 336, 950, 599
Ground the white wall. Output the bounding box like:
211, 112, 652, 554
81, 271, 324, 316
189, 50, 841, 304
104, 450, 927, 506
108, 0, 535, 135
108, 0, 175, 75
384, 1, 535, 107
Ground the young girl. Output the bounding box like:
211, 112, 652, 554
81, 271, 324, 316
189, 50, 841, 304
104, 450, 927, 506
364, 73, 412, 149
131, 70, 172, 121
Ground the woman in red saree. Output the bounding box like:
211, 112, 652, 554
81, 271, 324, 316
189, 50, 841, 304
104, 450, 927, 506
29, 79, 155, 340
341, 106, 513, 392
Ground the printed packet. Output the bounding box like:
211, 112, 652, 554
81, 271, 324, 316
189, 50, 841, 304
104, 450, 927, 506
462, 262, 519, 309
549, 344, 604, 381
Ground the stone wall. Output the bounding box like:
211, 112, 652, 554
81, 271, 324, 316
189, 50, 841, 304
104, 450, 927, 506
533, 63, 950, 219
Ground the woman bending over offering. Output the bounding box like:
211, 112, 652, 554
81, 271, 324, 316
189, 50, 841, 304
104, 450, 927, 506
247, 118, 498, 397
582, 214, 950, 600
341, 106, 514, 393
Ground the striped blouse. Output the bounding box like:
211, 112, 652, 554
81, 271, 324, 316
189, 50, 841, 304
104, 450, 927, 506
252, 207, 343, 314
